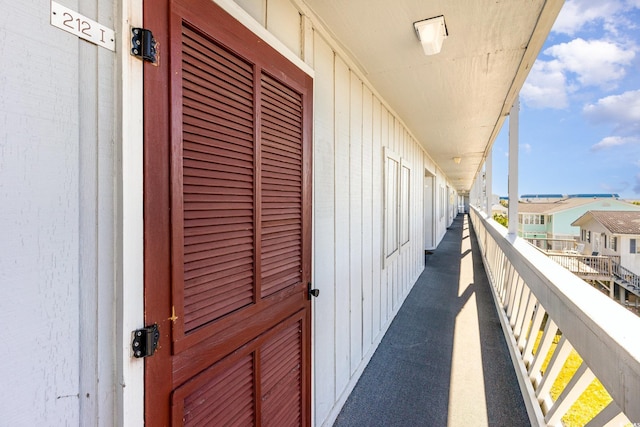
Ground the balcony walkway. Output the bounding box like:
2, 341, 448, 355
333, 214, 530, 427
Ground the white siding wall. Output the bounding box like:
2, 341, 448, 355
621, 236, 640, 276
0, 0, 117, 424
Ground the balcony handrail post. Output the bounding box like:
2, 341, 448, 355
507, 96, 519, 235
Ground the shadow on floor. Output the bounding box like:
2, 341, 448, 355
333, 214, 529, 427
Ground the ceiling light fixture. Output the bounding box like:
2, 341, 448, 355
413, 15, 448, 56
453, 157, 461, 164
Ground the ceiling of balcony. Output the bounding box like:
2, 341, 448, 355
300, 0, 563, 194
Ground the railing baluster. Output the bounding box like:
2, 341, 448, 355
522, 302, 545, 367
535, 335, 573, 401
497, 253, 508, 300
544, 362, 596, 426
528, 317, 558, 384
514, 287, 534, 342
504, 264, 517, 309
508, 276, 524, 326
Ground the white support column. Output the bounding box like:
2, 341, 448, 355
508, 96, 519, 235
485, 151, 493, 217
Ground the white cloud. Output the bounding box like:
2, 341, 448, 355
590, 136, 640, 151
552, 0, 627, 35
583, 90, 640, 133
521, 143, 532, 154
520, 61, 569, 109
543, 38, 635, 88
522, 38, 635, 109
552, 0, 640, 40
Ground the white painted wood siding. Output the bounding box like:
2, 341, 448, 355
0, 0, 118, 424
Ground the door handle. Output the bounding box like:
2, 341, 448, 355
308, 282, 319, 299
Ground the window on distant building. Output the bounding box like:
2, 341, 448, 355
581, 229, 586, 241
631, 238, 638, 254
612, 236, 617, 252
540, 215, 545, 225
604, 234, 608, 249
587, 230, 591, 243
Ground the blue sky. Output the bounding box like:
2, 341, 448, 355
492, 0, 640, 200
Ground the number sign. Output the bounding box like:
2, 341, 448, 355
51, 1, 115, 51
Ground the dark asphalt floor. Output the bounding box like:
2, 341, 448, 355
333, 214, 530, 427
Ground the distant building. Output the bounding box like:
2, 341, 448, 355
572, 211, 640, 276
517, 197, 640, 240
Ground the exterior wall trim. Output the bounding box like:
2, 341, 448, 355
117, 0, 144, 425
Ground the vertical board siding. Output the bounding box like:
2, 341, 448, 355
312, 31, 336, 423
0, 0, 92, 423
333, 55, 351, 397
379, 108, 390, 325
371, 97, 383, 337
361, 86, 374, 354
266, 0, 302, 57
349, 72, 363, 375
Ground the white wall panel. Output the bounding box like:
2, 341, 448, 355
234, 0, 265, 24
0, 2, 80, 424
78, 0, 118, 422
349, 72, 364, 375
361, 86, 374, 354
312, 32, 337, 425
371, 96, 383, 338
266, 0, 301, 56
334, 55, 351, 397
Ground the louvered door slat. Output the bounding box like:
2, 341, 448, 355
183, 135, 254, 159
183, 112, 253, 145
261, 320, 302, 427
182, 354, 254, 426
260, 73, 303, 298
182, 22, 255, 332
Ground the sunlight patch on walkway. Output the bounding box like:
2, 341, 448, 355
448, 216, 488, 426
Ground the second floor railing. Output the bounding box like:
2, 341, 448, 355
470, 207, 640, 426
546, 254, 614, 281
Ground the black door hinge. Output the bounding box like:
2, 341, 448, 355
308, 282, 319, 299
131, 28, 157, 64
131, 324, 160, 358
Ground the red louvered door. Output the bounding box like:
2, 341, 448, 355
143, 0, 312, 425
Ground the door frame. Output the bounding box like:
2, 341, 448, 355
423, 169, 436, 250
118, 0, 144, 425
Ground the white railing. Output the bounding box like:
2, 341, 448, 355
470, 207, 640, 426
